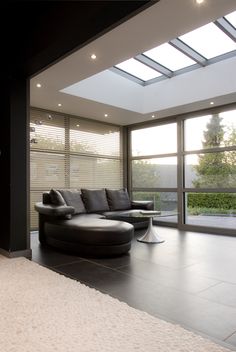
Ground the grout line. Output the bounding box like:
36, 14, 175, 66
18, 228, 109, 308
223, 330, 236, 342
195, 281, 223, 294
51, 258, 85, 268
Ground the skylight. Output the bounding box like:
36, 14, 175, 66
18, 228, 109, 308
112, 10, 236, 86
143, 43, 196, 71
179, 23, 236, 59
115, 58, 162, 81
225, 10, 236, 28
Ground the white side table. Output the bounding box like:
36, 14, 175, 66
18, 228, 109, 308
137, 211, 165, 243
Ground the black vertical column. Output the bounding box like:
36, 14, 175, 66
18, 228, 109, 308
0, 74, 31, 257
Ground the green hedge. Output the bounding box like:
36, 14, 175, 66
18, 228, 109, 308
188, 193, 236, 210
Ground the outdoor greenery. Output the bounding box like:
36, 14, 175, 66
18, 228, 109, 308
132, 191, 177, 211
132, 161, 159, 188
188, 193, 236, 210
193, 114, 236, 188
190, 114, 236, 215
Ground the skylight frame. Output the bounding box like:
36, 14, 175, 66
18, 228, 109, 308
179, 22, 236, 60
115, 58, 162, 82
111, 12, 236, 86
143, 42, 197, 71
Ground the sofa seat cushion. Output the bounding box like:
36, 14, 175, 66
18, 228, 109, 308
44, 218, 133, 245
57, 189, 86, 214
105, 188, 131, 211
81, 188, 109, 213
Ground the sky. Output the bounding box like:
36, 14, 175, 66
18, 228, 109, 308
132, 109, 236, 165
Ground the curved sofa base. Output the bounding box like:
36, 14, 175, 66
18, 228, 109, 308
39, 215, 134, 258
45, 237, 132, 257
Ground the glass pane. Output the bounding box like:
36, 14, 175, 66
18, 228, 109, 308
143, 43, 195, 71
185, 192, 236, 229
30, 110, 65, 151
70, 156, 122, 189
132, 191, 177, 223
131, 123, 177, 156
30, 152, 66, 189
185, 152, 236, 188
132, 157, 177, 188
179, 23, 236, 59
70, 118, 121, 156
115, 58, 161, 81
225, 11, 236, 29
30, 191, 42, 230
184, 110, 236, 151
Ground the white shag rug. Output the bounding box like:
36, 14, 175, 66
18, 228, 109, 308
0, 255, 233, 352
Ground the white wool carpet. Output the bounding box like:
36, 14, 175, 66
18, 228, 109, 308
0, 255, 233, 352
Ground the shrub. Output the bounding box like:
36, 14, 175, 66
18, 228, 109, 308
188, 193, 236, 210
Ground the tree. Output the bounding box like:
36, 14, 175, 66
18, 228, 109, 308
193, 114, 231, 188
132, 160, 159, 188
225, 126, 236, 187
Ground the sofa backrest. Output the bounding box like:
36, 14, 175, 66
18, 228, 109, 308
105, 188, 131, 211
81, 189, 109, 213
43, 188, 132, 214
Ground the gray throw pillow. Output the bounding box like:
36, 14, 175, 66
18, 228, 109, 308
81, 189, 109, 213
57, 189, 86, 214
106, 188, 131, 211
49, 189, 66, 206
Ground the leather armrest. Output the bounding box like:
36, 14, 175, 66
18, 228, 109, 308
131, 200, 154, 210
35, 202, 75, 216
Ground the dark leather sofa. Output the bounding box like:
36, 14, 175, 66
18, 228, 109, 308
35, 188, 153, 257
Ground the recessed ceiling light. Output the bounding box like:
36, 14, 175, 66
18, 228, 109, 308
104, 114, 108, 117
36, 83, 42, 88
210, 101, 214, 105
151, 115, 155, 118
91, 54, 97, 60
58, 103, 62, 107
195, 0, 204, 4
76, 124, 80, 127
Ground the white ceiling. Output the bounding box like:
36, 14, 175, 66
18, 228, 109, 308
30, 0, 236, 126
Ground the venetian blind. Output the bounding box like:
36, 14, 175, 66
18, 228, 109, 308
30, 109, 123, 229
30, 110, 67, 229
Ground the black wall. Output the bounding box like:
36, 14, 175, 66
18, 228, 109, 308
1, 1, 155, 255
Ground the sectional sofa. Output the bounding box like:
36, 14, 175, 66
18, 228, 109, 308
35, 188, 153, 257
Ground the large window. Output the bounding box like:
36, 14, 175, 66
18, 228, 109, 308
30, 108, 122, 229
129, 106, 236, 234
130, 123, 178, 224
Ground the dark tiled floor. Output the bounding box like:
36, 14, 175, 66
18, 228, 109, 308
31, 227, 236, 350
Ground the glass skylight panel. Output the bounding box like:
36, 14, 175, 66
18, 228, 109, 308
225, 11, 236, 29
115, 58, 161, 81
143, 43, 195, 71
179, 23, 236, 59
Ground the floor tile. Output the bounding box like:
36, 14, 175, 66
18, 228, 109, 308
198, 282, 236, 308
53, 260, 140, 293
32, 245, 82, 268
182, 261, 236, 284
118, 258, 220, 294
88, 253, 132, 269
